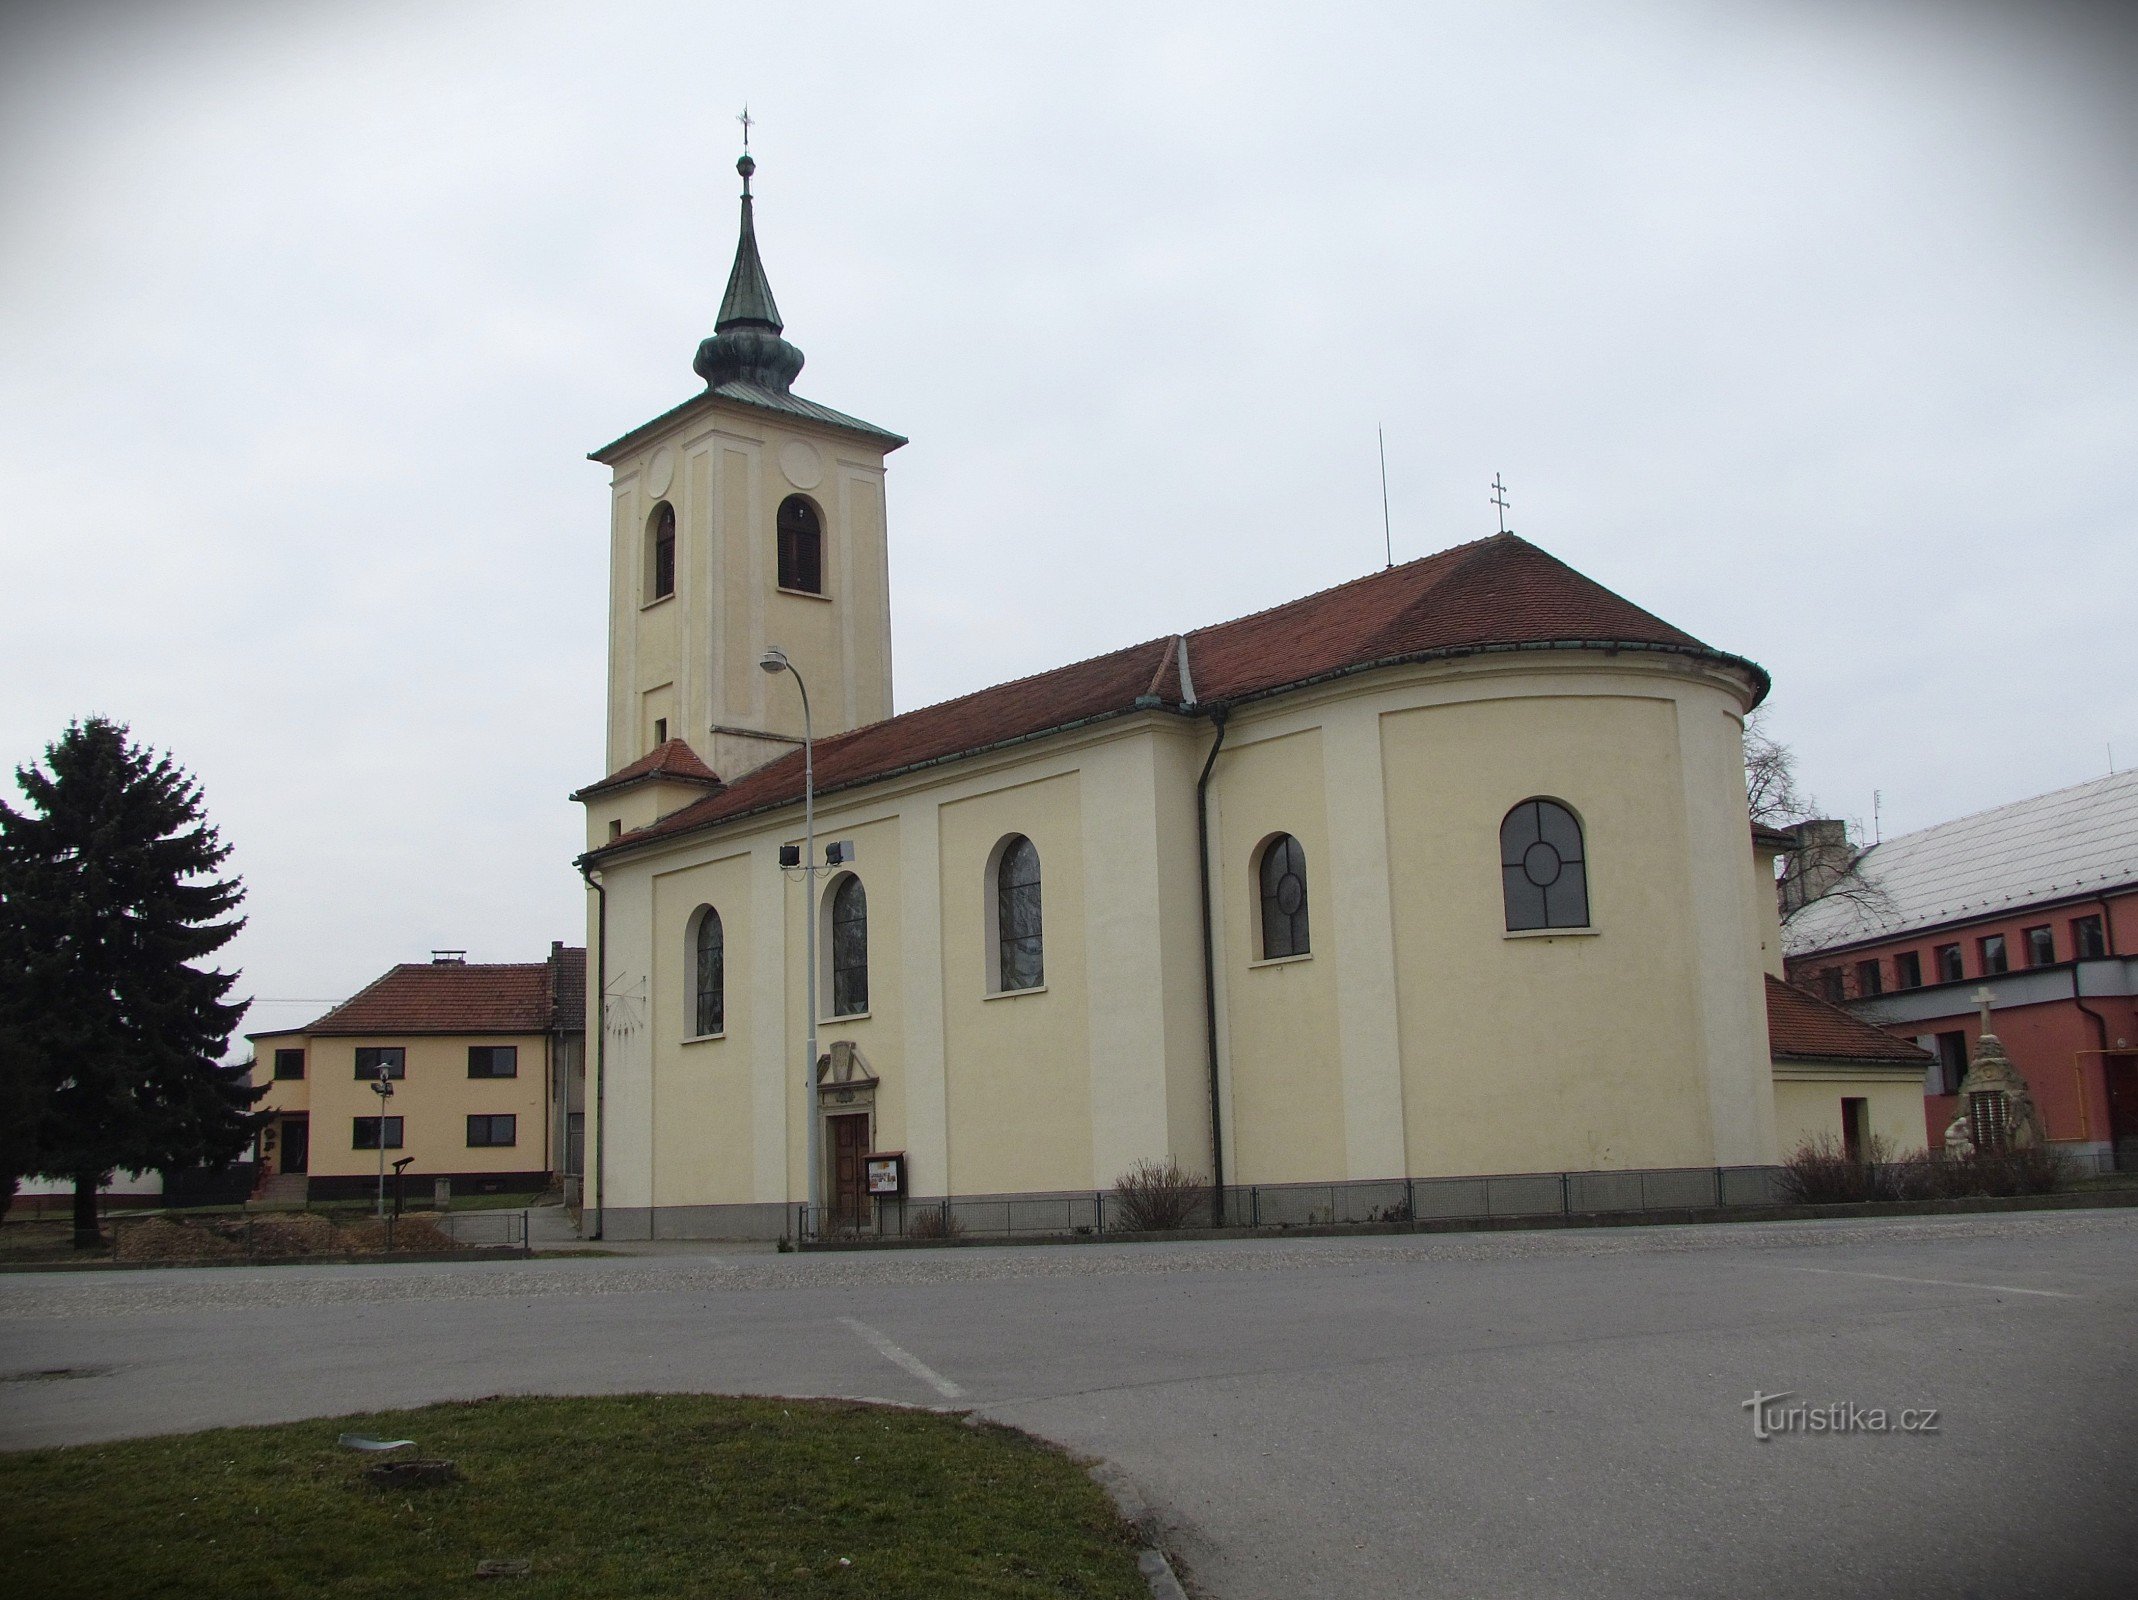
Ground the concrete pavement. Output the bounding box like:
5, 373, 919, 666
3, 1210, 2133, 1598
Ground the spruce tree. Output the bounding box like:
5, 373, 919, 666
0, 718, 261, 1246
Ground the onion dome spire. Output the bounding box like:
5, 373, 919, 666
693, 151, 806, 394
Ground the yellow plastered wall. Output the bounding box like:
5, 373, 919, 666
601, 402, 894, 784
1382, 692, 1715, 1174
788, 813, 906, 1199
648, 850, 757, 1206
938, 772, 1092, 1195
1214, 727, 1346, 1184
292, 1035, 549, 1179
1773, 1070, 1927, 1156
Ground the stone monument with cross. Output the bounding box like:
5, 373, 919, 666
1940, 986, 2045, 1155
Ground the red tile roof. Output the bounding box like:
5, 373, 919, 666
570, 738, 724, 802
1765, 974, 1930, 1065
292, 954, 587, 1037
588, 533, 1768, 859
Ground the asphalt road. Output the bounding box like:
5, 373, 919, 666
4, 1210, 2134, 1599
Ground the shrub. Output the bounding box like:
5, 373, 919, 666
1110, 1158, 1207, 1231
1933, 1143, 2070, 1198
906, 1205, 965, 1240
1777, 1133, 1915, 1204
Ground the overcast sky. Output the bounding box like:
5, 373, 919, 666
2, 0, 2132, 1046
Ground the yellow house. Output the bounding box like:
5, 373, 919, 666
249, 946, 584, 1203
569, 152, 1892, 1239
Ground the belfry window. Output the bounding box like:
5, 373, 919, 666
995, 835, 1044, 991
648, 501, 676, 602
1500, 799, 1590, 931
829, 874, 868, 1016
777, 495, 823, 594
693, 907, 725, 1036
1257, 834, 1310, 959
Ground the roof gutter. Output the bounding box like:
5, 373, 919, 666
579, 636, 1764, 868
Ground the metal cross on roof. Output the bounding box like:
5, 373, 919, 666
1490, 474, 1510, 534
737, 105, 753, 151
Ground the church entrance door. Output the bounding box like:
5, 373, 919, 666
828, 1114, 870, 1231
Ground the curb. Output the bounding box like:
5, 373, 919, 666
1091, 1462, 1191, 1599
792, 1187, 2138, 1252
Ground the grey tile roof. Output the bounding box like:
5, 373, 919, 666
1783, 769, 2138, 956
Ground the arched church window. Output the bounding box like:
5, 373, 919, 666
829, 873, 868, 1016
777, 495, 823, 594
1500, 799, 1590, 930
1257, 833, 1310, 959
692, 906, 724, 1036
648, 501, 676, 602
995, 835, 1044, 991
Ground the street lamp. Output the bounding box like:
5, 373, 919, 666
369, 1065, 396, 1218
760, 646, 820, 1236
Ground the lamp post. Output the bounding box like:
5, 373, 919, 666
370, 1066, 395, 1218
759, 646, 819, 1237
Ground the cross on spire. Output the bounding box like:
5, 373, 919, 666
1970, 985, 1996, 1033
1490, 474, 1510, 534
737, 105, 753, 152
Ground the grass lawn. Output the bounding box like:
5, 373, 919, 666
0, 1395, 1149, 1600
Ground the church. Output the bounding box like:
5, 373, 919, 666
571, 153, 1902, 1240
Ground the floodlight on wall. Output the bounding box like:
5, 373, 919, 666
824, 841, 855, 866
778, 843, 802, 868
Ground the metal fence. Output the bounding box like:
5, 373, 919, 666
796, 1163, 1791, 1244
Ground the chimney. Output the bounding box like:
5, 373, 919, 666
1779, 819, 1854, 914
431, 949, 467, 965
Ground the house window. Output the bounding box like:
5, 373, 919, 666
694, 906, 725, 1035
653, 717, 668, 746
355, 1046, 405, 1080
273, 1048, 306, 1080
467, 1114, 517, 1148
2072, 915, 2107, 959
1499, 799, 1589, 931
1978, 934, 2008, 975
776, 495, 823, 594
1935, 944, 1964, 984
2023, 925, 2055, 967
1894, 951, 1922, 989
1256, 833, 1311, 959
353, 1116, 404, 1150
1854, 958, 1883, 997
995, 836, 1045, 991
1933, 1033, 1968, 1096
1819, 967, 1845, 1004
829, 873, 868, 1017
468, 1046, 518, 1079
648, 501, 676, 601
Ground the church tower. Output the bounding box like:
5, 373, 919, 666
586, 150, 904, 800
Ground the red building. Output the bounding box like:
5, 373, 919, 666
1782, 771, 2138, 1165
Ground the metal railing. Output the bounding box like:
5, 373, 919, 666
793, 1164, 1793, 1244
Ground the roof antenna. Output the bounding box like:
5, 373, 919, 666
1377, 425, 1393, 569
1491, 473, 1510, 535
1872, 789, 1882, 845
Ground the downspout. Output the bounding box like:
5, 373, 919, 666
577, 861, 607, 1239
1195, 704, 1231, 1223
2069, 893, 2121, 1143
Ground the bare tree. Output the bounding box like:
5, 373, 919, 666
1744, 708, 1813, 829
